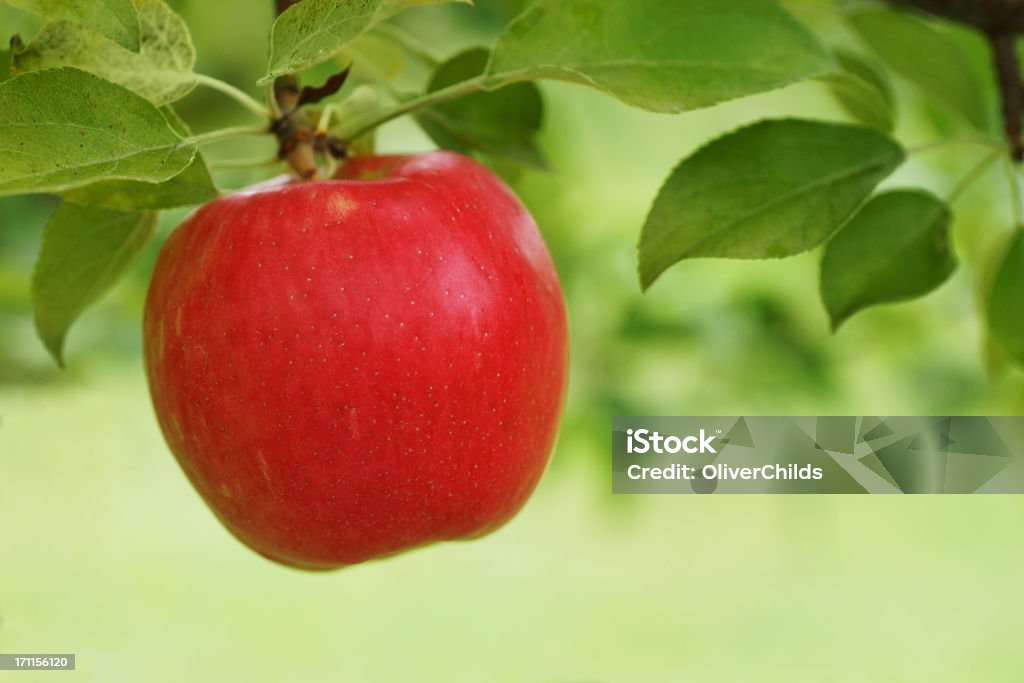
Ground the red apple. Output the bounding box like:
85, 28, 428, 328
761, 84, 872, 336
143, 152, 568, 570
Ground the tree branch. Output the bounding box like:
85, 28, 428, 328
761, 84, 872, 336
888, 1, 1024, 161
888, 0, 1024, 32
992, 32, 1024, 161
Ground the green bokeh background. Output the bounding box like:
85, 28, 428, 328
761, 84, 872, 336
2, 1, 1024, 680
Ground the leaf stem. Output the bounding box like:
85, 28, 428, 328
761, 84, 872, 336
209, 156, 283, 170
372, 24, 440, 65
340, 74, 496, 140
908, 138, 1003, 155
1004, 157, 1024, 225
190, 125, 270, 146
267, 83, 282, 119
316, 103, 340, 134
947, 148, 1003, 204
194, 74, 270, 119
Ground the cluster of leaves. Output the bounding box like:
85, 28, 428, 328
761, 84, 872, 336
0, 0, 1021, 371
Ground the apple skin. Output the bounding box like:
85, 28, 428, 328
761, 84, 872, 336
143, 152, 568, 570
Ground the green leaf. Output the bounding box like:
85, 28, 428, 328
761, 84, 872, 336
62, 153, 217, 210
1, 0, 140, 51
834, 49, 894, 108
847, 7, 989, 131
326, 85, 381, 156
11, 0, 196, 106
263, 0, 471, 84
820, 190, 956, 329
0, 67, 196, 196
638, 119, 905, 290
820, 49, 895, 132
338, 31, 407, 83
62, 106, 217, 209
32, 202, 155, 366
0, 49, 10, 83
987, 227, 1024, 367
486, 0, 832, 114
416, 48, 546, 168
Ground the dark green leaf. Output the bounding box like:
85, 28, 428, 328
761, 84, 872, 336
32, 202, 156, 366
263, 0, 471, 83
821, 190, 955, 329
987, 228, 1024, 366
821, 49, 895, 132
847, 7, 989, 131
0, 68, 196, 196
416, 48, 545, 168
638, 119, 905, 290
11, 0, 196, 106
1, 0, 140, 51
487, 0, 832, 113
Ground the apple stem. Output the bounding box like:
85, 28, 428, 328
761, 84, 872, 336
270, 0, 324, 179
263, 0, 389, 178
270, 76, 321, 179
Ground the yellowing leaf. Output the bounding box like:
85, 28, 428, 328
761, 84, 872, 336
11, 0, 196, 106
1, 0, 140, 50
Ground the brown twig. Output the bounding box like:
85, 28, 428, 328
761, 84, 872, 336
992, 32, 1024, 161
887, 0, 1024, 32
888, 0, 1024, 162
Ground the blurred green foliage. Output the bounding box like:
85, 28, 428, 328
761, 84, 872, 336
1, 0, 1021, 407
2, 1, 1024, 680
